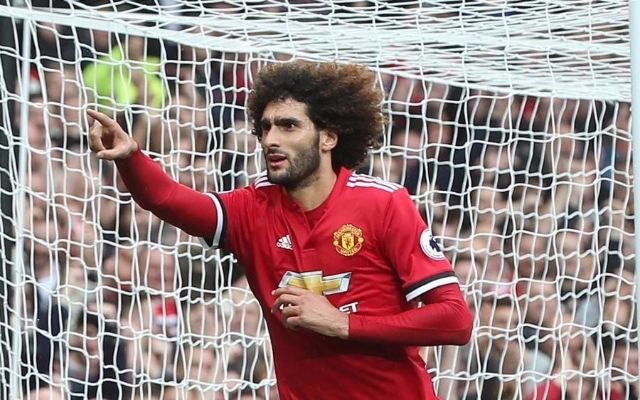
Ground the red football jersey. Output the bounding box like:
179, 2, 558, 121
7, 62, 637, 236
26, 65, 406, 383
207, 168, 458, 400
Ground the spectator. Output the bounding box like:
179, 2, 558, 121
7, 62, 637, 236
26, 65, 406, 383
601, 270, 636, 339
43, 64, 88, 144
471, 296, 523, 399
610, 337, 639, 400
28, 384, 67, 400
174, 342, 223, 400
554, 214, 599, 328
67, 311, 131, 399
83, 35, 165, 112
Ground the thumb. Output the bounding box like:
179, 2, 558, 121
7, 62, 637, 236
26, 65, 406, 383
96, 148, 124, 161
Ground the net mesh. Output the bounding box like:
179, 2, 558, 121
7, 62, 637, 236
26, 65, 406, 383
0, 1, 636, 399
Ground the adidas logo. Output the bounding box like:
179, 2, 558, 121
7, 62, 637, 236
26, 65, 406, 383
276, 234, 293, 250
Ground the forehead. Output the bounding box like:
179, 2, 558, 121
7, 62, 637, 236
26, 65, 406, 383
262, 98, 309, 121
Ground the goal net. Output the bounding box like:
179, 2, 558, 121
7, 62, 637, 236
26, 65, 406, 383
0, 1, 634, 399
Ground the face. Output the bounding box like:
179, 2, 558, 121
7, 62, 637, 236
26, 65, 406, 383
259, 98, 322, 189
187, 346, 218, 382
516, 231, 547, 278
139, 246, 176, 292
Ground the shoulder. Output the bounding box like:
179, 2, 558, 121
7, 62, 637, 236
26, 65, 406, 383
344, 172, 420, 220
249, 172, 281, 201
253, 172, 279, 193
345, 172, 405, 196
254, 172, 274, 190
216, 172, 277, 204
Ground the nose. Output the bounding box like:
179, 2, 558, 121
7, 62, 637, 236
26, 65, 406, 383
261, 127, 280, 148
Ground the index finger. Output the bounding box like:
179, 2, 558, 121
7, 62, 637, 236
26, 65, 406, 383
87, 109, 118, 129
270, 293, 299, 314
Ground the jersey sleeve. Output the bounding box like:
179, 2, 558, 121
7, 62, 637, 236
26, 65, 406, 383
205, 188, 256, 255
348, 283, 472, 346
381, 188, 458, 301
116, 149, 218, 240
115, 148, 255, 253
199, 193, 226, 249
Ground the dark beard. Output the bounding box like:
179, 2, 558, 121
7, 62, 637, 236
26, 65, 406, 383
266, 132, 321, 189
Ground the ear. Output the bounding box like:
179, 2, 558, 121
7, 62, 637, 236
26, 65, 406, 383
320, 129, 338, 152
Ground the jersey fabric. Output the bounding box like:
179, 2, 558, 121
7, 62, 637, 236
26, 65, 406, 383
206, 167, 458, 400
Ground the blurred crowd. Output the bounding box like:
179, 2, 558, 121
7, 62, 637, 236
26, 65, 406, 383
0, 1, 637, 400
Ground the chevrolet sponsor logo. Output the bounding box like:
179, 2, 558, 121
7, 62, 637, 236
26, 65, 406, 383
278, 270, 351, 296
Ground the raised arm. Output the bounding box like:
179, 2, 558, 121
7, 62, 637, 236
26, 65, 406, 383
87, 110, 217, 240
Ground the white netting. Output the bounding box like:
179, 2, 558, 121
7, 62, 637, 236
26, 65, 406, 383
0, 0, 631, 101
0, 1, 636, 399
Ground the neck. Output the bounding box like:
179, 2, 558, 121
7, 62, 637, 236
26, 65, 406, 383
287, 164, 338, 211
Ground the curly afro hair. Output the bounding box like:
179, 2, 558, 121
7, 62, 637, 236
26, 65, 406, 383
247, 61, 387, 170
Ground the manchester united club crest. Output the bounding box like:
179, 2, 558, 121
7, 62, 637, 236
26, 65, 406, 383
333, 224, 364, 256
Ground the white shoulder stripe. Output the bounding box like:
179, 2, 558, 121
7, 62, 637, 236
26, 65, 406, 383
201, 193, 224, 249
255, 181, 274, 188
349, 174, 403, 190
405, 276, 459, 301
346, 181, 396, 193
254, 173, 274, 188
351, 174, 403, 189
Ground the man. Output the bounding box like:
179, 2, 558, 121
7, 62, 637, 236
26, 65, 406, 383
87, 61, 472, 400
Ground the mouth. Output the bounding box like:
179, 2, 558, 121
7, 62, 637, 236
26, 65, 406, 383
267, 153, 287, 169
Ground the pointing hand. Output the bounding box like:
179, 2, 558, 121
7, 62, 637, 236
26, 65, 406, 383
87, 109, 138, 160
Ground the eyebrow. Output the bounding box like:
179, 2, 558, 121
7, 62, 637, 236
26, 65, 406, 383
260, 117, 302, 127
